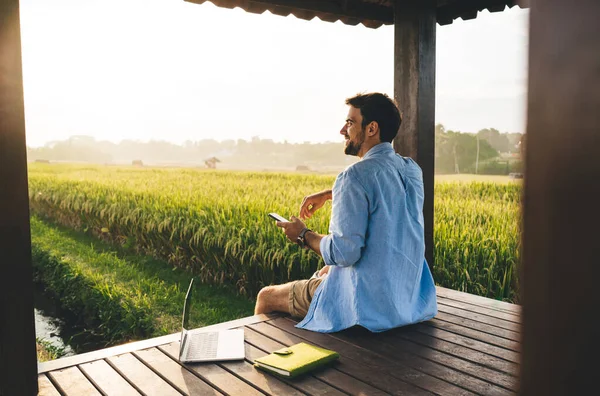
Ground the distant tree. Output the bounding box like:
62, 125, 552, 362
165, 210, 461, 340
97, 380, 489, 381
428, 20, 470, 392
435, 124, 447, 160
519, 134, 526, 158
27, 139, 112, 163
506, 133, 523, 154
477, 128, 510, 153
435, 123, 446, 135
435, 130, 498, 174
26, 135, 373, 170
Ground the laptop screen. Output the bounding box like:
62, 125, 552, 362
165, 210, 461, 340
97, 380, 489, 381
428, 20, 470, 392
181, 278, 194, 346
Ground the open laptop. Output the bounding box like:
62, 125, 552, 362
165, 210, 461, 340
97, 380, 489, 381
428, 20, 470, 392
179, 278, 245, 363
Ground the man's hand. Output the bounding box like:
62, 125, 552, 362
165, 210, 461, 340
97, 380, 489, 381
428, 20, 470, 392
276, 216, 306, 244
299, 190, 332, 220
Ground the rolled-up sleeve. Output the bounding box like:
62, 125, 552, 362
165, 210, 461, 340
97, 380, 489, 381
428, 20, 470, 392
320, 169, 369, 267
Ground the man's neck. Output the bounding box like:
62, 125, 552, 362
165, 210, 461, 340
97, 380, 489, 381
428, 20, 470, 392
358, 141, 382, 159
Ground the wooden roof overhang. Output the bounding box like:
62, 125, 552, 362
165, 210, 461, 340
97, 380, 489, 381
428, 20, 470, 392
185, 0, 527, 28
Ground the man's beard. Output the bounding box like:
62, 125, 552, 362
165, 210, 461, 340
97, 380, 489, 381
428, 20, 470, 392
344, 129, 365, 156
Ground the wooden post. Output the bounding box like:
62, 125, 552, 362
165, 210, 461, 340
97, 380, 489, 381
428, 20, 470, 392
0, 0, 38, 395
520, 0, 600, 394
393, 0, 436, 270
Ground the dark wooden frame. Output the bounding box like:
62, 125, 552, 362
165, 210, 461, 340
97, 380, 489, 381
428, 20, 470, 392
3, 0, 600, 393
0, 0, 38, 395
520, 0, 600, 393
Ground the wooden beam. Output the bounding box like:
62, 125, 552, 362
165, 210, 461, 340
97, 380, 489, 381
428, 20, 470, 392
520, 0, 600, 394
393, 0, 436, 270
0, 1, 38, 395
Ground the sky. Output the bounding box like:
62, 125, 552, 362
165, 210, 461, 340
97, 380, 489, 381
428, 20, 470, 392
19, 0, 529, 147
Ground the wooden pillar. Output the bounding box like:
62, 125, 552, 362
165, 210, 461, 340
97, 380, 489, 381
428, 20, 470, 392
520, 0, 600, 394
0, 0, 38, 395
393, 0, 436, 269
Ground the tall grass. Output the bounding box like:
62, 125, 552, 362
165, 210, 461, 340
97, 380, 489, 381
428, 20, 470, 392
434, 182, 521, 302
31, 216, 254, 350
29, 163, 521, 302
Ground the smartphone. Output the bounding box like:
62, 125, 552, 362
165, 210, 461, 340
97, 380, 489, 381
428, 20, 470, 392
268, 212, 289, 222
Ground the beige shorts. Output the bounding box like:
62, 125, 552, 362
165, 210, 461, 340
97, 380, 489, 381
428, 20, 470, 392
288, 277, 324, 319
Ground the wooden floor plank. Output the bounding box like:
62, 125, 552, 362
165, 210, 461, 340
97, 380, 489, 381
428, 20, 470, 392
438, 304, 520, 333
218, 359, 305, 396
134, 347, 222, 395
107, 353, 181, 396
438, 297, 521, 324
48, 366, 101, 396
79, 359, 141, 395
245, 324, 407, 396
435, 311, 521, 342
436, 287, 521, 314
243, 340, 347, 395
296, 365, 391, 396
38, 374, 61, 396
338, 326, 519, 392
216, 359, 304, 396
426, 317, 521, 352
412, 324, 520, 363
158, 341, 265, 396
270, 318, 512, 396
398, 330, 519, 375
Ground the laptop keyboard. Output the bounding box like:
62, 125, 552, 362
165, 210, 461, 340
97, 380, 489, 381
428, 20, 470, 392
185, 331, 219, 360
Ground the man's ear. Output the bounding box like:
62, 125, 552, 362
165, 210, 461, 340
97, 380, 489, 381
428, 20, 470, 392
368, 121, 379, 137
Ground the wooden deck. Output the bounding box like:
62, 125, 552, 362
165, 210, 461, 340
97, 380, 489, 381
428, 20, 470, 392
37, 286, 520, 395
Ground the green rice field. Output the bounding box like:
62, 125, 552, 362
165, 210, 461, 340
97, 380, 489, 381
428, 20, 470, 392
28, 163, 521, 303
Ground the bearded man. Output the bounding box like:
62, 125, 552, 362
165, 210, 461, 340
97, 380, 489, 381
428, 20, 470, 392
254, 92, 437, 333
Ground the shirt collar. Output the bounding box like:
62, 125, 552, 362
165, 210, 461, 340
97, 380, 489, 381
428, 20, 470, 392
362, 142, 394, 161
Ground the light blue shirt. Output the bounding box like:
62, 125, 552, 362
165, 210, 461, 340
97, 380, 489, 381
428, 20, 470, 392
297, 142, 438, 333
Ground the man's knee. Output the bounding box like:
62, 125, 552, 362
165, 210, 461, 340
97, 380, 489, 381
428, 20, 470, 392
257, 286, 275, 305
255, 284, 291, 314
255, 285, 276, 314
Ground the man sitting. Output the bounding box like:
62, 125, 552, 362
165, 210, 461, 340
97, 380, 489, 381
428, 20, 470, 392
255, 92, 438, 333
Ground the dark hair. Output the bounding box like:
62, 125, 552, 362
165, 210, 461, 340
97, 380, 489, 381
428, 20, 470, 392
345, 93, 402, 143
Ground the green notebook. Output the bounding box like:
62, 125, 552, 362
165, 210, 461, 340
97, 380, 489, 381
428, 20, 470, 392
254, 342, 339, 378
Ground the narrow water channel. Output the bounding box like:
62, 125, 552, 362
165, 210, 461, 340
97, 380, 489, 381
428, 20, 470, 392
34, 283, 106, 357
34, 308, 74, 357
